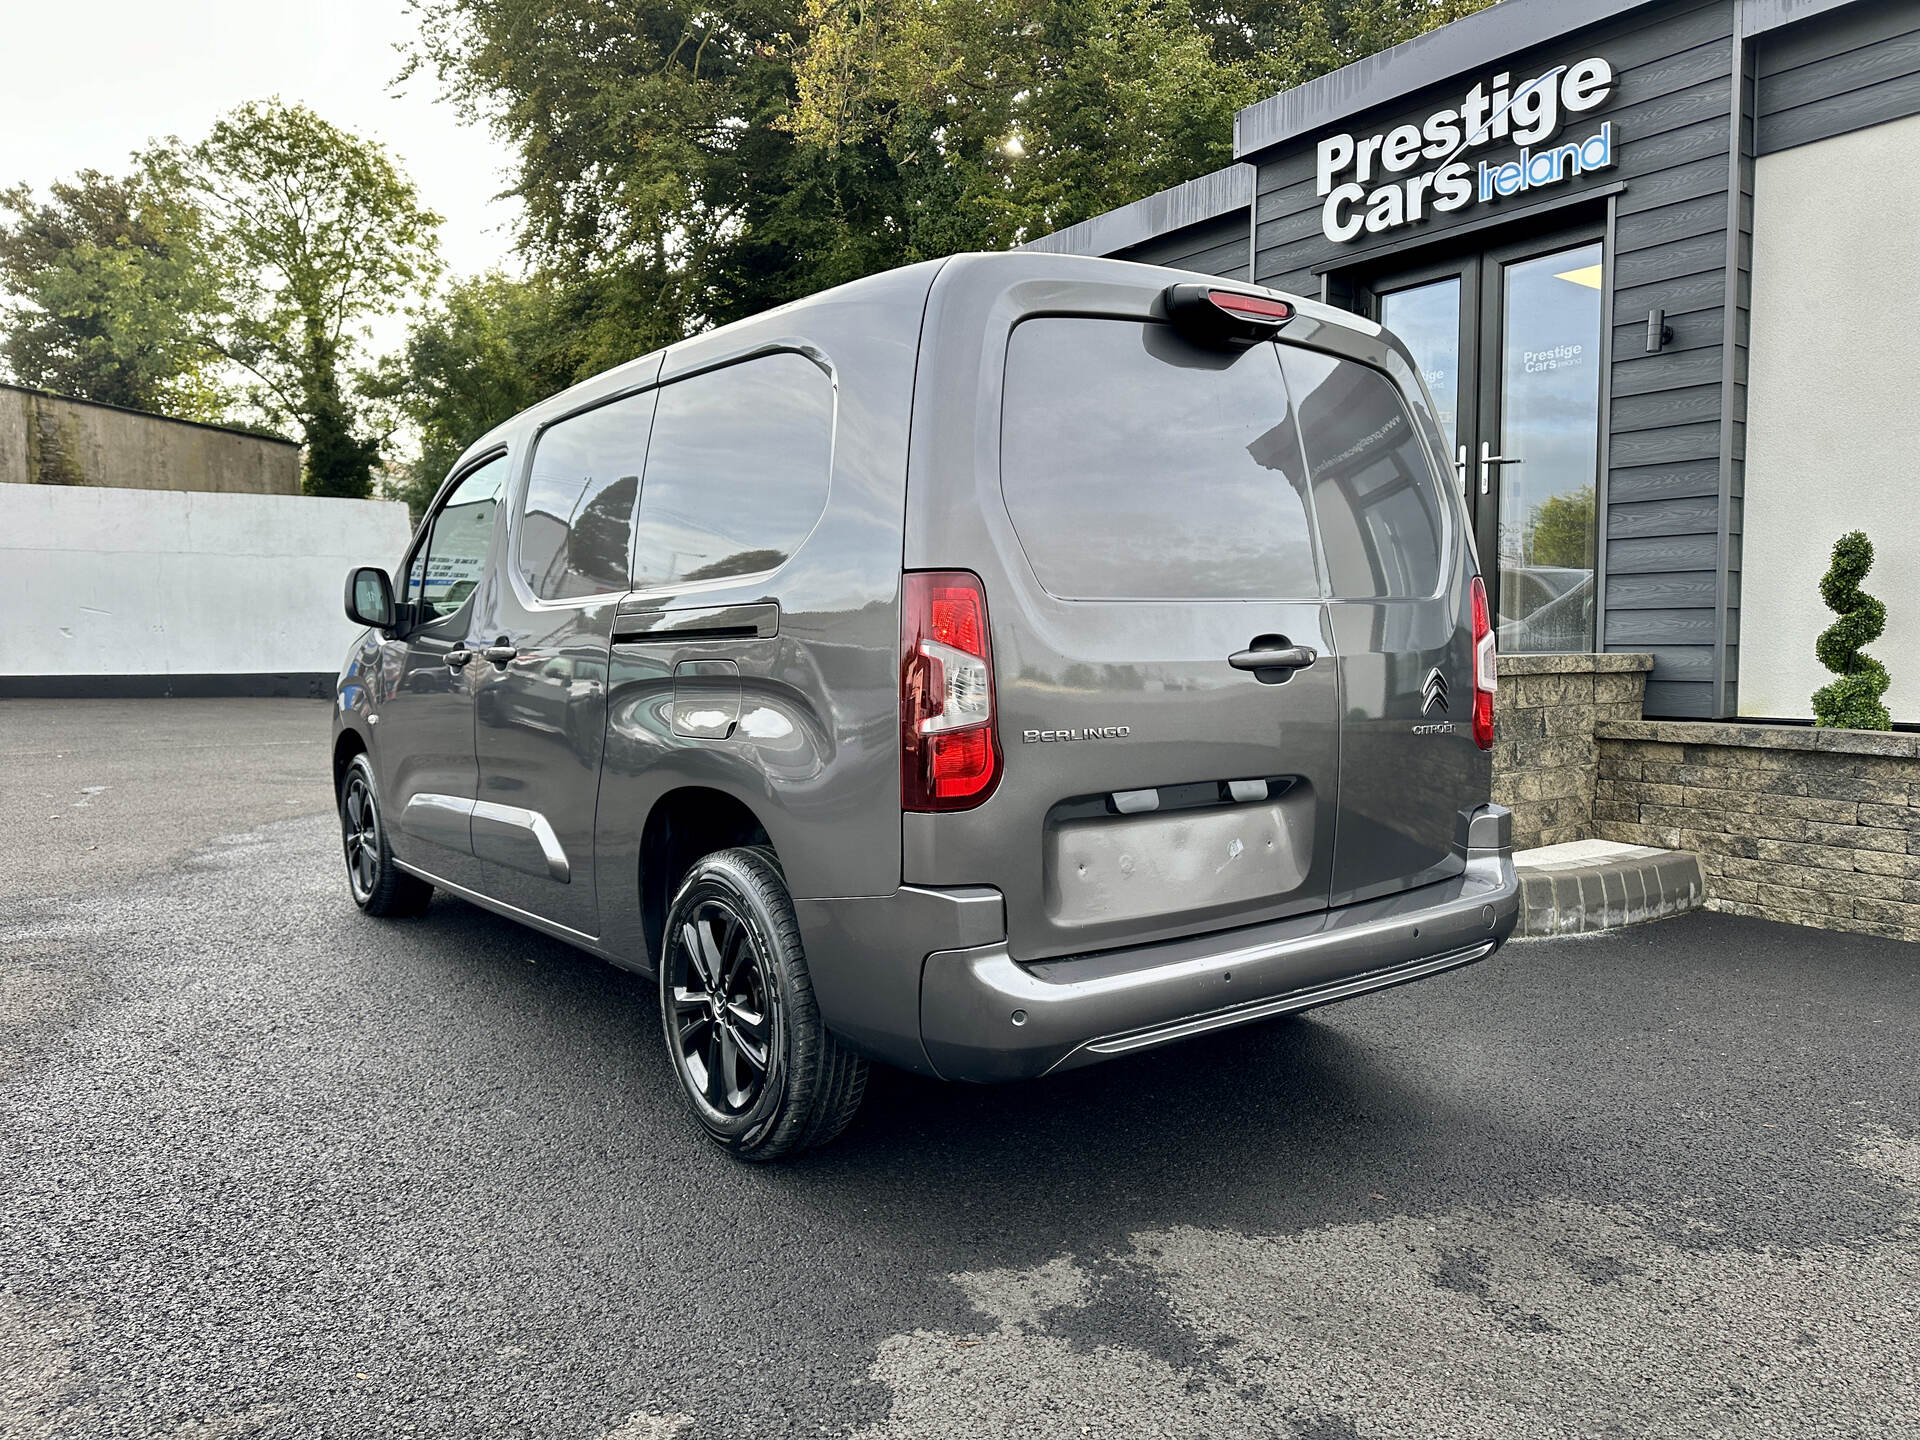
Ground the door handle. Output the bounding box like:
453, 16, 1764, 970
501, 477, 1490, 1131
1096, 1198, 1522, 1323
1229, 644, 1317, 674
1479, 441, 1523, 494
1455, 443, 1468, 497
444, 648, 473, 669
482, 643, 519, 666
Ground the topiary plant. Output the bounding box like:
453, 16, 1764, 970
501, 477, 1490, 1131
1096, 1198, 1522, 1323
1811, 530, 1892, 730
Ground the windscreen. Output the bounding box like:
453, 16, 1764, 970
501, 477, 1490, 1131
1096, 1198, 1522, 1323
1000, 318, 1319, 601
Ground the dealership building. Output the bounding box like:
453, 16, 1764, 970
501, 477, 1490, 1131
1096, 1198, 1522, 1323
1031, 0, 1920, 941
1031, 0, 1917, 727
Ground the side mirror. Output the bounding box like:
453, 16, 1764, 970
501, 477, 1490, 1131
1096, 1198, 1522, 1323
345, 566, 396, 630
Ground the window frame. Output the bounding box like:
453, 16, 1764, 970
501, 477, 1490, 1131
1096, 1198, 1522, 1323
397, 444, 511, 633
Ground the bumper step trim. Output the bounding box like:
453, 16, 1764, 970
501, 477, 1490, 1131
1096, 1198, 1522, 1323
1067, 939, 1497, 1066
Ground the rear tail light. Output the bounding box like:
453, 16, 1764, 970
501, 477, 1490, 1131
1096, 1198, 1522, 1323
1470, 575, 1496, 751
901, 571, 1002, 811
1163, 282, 1294, 349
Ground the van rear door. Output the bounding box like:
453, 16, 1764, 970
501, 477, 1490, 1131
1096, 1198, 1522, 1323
904, 301, 1342, 963
1281, 345, 1484, 905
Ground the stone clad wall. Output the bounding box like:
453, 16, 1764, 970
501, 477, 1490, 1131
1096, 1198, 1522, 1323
1492, 653, 1655, 850
1594, 720, 1920, 942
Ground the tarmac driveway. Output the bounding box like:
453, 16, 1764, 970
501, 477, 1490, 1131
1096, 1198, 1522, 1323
2, 698, 1917, 1439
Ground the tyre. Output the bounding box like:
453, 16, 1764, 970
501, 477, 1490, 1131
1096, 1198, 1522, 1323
338, 752, 433, 918
658, 847, 867, 1161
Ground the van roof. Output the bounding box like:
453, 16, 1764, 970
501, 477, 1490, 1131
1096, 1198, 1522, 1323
449, 250, 1385, 471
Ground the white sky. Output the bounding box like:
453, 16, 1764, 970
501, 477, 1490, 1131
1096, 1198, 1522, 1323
1, 0, 522, 357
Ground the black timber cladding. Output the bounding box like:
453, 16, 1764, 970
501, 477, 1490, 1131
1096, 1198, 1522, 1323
1753, 0, 1920, 152
1244, 0, 1748, 719
1112, 212, 1250, 280
1022, 166, 1252, 279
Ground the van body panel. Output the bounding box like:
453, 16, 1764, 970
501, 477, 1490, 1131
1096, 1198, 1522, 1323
900, 252, 1478, 963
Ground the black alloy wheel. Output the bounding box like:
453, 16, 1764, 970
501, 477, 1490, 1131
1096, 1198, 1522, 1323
341, 770, 381, 904
337, 752, 433, 917
657, 848, 867, 1160
667, 897, 779, 1118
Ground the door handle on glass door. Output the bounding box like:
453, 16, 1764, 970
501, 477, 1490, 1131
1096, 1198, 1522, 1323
1479, 441, 1523, 494
1455, 444, 1469, 497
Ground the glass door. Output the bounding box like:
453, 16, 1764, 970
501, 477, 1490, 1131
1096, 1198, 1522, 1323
1361, 226, 1606, 653
1375, 258, 1478, 503
1479, 237, 1604, 652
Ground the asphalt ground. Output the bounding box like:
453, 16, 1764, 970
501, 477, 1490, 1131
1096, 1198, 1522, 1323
2, 697, 1917, 1439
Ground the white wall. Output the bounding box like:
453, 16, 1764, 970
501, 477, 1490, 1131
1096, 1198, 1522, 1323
1740, 114, 1920, 724
1, 486, 414, 677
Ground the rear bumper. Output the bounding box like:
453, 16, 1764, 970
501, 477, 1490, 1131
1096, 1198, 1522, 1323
918, 806, 1519, 1082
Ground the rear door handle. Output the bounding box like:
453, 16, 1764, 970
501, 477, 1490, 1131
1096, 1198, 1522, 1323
482, 643, 519, 666
445, 648, 473, 669
1229, 645, 1317, 673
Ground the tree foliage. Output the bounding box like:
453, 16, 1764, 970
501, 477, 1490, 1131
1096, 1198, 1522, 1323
786, 0, 1495, 247
0, 169, 225, 417
369, 270, 582, 516
1525, 485, 1594, 570
1812, 529, 1892, 730
157, 100, 443, 498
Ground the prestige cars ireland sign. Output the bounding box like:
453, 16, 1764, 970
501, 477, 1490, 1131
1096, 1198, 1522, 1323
1317, 58, 1617, 243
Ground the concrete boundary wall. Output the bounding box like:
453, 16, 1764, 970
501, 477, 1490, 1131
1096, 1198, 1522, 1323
1, 485, 413, 690
0, 384, 300, 495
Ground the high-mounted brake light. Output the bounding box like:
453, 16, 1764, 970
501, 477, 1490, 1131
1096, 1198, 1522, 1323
901, 571, 1002, 811
1470, 575, 1496, 751
1163, 282, 1295, 349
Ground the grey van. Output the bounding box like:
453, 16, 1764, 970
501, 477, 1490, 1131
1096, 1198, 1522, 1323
333, 251, 1519, 1160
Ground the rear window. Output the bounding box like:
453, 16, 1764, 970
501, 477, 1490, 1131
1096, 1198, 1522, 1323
1000, 318, 1319, 601
1282, 346, 1446, 599
1000, 318, 1447, 602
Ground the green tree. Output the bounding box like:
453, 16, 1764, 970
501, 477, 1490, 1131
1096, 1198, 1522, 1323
1812, 529, 1892, 730
0, 169, 226, 417
158, 101, 442, 498
786, 0, 1499, 246
371, 271, 580, 517
1525, 485, 1594, 569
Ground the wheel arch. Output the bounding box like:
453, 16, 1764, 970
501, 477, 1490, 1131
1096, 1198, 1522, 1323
332, 725, 371, 799
638, 787, 777, 970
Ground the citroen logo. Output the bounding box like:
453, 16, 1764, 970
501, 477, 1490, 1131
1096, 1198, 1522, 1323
1421, 667, 1450, 715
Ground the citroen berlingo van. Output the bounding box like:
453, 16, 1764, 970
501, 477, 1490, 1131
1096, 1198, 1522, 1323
334, 250, 1519, 1160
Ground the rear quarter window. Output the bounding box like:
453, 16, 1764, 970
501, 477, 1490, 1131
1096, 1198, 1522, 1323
1282, 346, 1447, 600
999, 317, 1320, 602
631, 351, 834, 589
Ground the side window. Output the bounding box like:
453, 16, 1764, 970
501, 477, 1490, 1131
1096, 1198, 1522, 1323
517, 394, 650, 601
415, 456, 507, 622
632, 352, 833, 589
1281, 347, 1447, 599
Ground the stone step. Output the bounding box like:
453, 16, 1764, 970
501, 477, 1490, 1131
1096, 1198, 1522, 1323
1514, 839, 1704, 938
